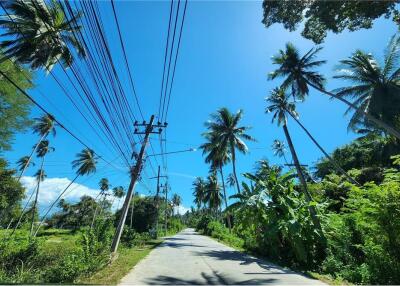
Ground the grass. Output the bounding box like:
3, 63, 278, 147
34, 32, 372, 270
77, 240, 162, 285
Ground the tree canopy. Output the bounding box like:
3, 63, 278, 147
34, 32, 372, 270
262, 1, 399, 44
0, 57, 33, 152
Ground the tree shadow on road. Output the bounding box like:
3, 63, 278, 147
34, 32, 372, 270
143, 270, 277, 285
164, 241, 205, 248
196, 250, 298, 275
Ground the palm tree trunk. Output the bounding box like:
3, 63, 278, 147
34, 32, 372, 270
30, 156, 45, 236
288, 112, 360, 186
307, 81, 400, 140
91, 191, 104, 230
230, 145, 241, 195
219, 165, 232, 232
282, 124, 324, 237
9, 189, 36, 238
33, 173, 80, 237
18, 132, 48, 182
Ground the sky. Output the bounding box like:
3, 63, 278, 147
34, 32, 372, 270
3, 1, 398, 215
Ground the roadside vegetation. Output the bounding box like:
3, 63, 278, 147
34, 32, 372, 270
188, 34, 400, 285
1, 0, 400, 285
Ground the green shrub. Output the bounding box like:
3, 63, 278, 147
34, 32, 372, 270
195, 214, 213, 233
206, 221, 244, 249
44, 252, 86, 283
121, 228, 151, 248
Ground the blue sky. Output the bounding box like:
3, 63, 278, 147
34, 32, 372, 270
4, 1, 398, 214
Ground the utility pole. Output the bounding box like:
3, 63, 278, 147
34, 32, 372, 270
111, 115, 166, 256
149, 166, 167, 234
164, 182, 169, 236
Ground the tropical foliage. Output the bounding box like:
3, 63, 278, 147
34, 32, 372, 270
0, 0, 85, 70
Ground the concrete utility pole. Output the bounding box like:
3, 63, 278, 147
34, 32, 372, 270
149, 166, 167, 234
164, 182, 169, 236
111, 115, 166, 255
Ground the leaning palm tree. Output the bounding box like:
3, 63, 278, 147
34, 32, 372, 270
200, 133, 232, 230
272, 139, 289, 165
192, 177, 206, 210
269, 42, 400, 139
16, 155, 35, 175
203, 108, 255, 195
34, 148, 97, 236
286, 110, 359, 185
18, 114, 56, 181
334, 35, 400, 133
0, 0, 85, 71
265, 87, 323, 234
29, 140, 53, 236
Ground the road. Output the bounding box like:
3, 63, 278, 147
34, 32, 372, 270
120, 228, 325, 285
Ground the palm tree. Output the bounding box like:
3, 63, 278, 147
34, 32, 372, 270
29, 140, 53, 236
91, 178, 110, 227
203, 108, 255, 195
16, 155, 35, 175
226, 173, 236, 189
18, 114, 55, 181
272, 139, 289, 165
269, 42, 400, 139
0, 0, 85, 71
265, 87, 323, 235
205, 174, 223, 216
171, 193, 182, 216
200, 133, 232, 230
192, 177, 206, 210
334, 35, 400, 133
34, 148, 97, 236
112, 186, 125, 210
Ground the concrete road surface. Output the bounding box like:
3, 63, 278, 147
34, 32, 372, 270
120, 228, 325, 285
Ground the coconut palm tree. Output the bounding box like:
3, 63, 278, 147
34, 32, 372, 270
18, 114, 56, 181
16, 155, 35, 174
91, 178, 110, 227
272, 139, 289, 165
200, 133, 232, 230
0, 0, 85, 71
334, 34, 400, 133
171, 193, 182, 216
269, 42, 400, 139
192, 177, 206, 210
203, 108, 255, 195
112, 186, 125, 210
205, 174, 223, 216
265, 87, 323, 235
34, 148, 97, 236
226, 173, 236, 189
29, 140, 53, 236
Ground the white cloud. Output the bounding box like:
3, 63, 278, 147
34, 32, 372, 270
174, 205, 190, 215
21, 176, 100, 214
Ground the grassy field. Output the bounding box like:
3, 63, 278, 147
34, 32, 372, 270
0, 228, 165, 284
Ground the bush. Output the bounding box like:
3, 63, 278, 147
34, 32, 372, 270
195, 214, 213, 233
44, 252, 86, 283
206, 221, 244, 249
121, 228, 151, 248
